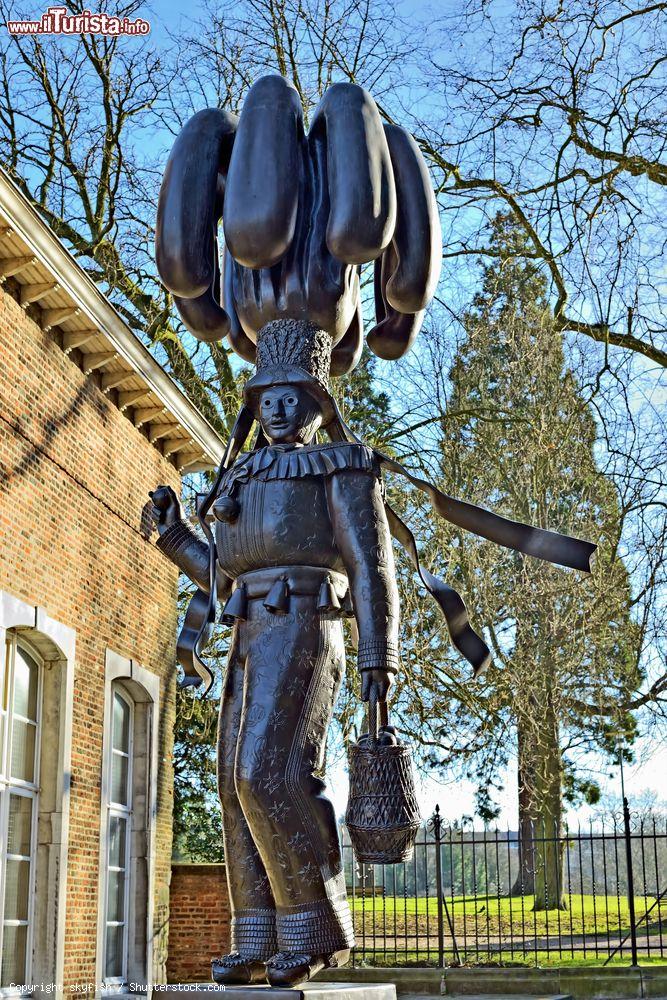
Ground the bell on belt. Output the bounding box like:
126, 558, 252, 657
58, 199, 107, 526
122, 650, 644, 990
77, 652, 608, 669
221, 582, 248, 623
317, 575, 341, 613
264, 575, 290, 614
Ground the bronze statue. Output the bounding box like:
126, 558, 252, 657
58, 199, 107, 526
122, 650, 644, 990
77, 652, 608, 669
151, 75, 596, 989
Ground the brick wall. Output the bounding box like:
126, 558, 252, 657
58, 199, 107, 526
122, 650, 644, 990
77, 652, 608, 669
0, 279, 182, 987
167, 864, 231, 983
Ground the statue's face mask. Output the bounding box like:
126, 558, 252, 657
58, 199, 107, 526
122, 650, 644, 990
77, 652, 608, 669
258, 384, 323, 445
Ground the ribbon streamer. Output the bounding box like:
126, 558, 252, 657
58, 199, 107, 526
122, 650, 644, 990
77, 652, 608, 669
384, 502, 492, 677
378, 452, 596, 574
177, 406, 255, 693
331, 399, 595, 677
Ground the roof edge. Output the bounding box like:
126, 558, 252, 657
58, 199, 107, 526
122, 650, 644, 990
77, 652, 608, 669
0, 165, 226, 469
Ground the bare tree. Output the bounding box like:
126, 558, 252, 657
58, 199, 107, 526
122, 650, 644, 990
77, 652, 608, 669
414, 0, 667, 367
0, 0, 245, 428
294, 0, 667, 367
387, 217, 667, 910
168, 0, 418, 121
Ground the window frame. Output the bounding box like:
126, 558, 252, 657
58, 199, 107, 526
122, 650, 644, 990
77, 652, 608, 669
96, 651, 161, 992
0, 635, 43, 996
102, 686, 134, 989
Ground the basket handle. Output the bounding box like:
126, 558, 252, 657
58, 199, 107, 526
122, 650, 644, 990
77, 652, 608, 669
368, 690, 390, 745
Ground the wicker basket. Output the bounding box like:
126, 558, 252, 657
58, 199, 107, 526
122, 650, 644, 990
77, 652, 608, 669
345, 695, 421, 864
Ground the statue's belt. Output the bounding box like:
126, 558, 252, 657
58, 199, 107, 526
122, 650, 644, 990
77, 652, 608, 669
219, 564, 354, 623
234, 565, 349, 600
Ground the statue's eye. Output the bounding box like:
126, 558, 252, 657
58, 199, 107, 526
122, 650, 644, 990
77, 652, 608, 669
286, 396, 297, 405
262, 399, 271, 407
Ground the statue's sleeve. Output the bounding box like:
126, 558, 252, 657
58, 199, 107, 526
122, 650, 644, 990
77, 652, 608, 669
155, 519, 230, 598
326, 469, 400, 674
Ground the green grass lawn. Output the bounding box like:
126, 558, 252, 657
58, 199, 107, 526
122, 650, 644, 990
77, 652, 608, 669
348, 892, 666, 950
351, 951, 667, 968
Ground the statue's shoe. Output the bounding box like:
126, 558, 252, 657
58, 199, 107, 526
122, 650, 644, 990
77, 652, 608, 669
211, 952, 267, 985
265, 949, 350, 988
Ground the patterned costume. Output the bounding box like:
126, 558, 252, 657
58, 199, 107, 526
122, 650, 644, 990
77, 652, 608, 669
157, 440, 398, 960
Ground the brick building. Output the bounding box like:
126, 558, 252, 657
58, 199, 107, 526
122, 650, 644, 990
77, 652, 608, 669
166, 865, 231, 984
0, 166, 224, 993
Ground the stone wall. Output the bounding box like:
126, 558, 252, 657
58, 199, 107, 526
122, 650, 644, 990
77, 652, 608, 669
167, 864, 231, 983
0, 277, 181, 988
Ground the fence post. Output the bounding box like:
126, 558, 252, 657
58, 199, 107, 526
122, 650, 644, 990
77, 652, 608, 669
622, 791, 639, 967
433, 805, 445, 967
618, 750, 640, 968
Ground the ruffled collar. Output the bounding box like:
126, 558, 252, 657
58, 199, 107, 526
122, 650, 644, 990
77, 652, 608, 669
219, 441, 377, 489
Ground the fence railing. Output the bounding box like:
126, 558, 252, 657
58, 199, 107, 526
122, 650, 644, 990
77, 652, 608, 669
339, 804, 667, 967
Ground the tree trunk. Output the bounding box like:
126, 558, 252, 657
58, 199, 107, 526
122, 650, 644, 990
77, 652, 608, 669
531, 691, 567, 911
511, 723, 536, 896
512, 694, 566, 910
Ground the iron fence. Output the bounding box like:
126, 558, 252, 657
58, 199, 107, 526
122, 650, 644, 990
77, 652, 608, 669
339, 803, 667, 967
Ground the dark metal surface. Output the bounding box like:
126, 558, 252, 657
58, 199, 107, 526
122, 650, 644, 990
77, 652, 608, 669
151, 74, 597, 984
345, 694, 421, 865
217, 580, 353, 957
155, 75, 441, 365
152, 322, 402, 978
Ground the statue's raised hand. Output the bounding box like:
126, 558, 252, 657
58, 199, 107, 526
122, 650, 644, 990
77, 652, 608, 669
149, 485, 183, 535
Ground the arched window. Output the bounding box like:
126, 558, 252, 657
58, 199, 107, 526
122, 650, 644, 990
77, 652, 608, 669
103, 687, 134, 985
0, 595, 75, 994
96, 651, 161, 990
0, 637, 42, 990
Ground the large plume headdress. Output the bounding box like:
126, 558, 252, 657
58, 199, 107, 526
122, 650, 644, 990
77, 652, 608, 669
155, 75, 442, 370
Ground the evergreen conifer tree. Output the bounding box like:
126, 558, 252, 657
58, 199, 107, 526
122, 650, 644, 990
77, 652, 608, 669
417, 215, 641, 908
